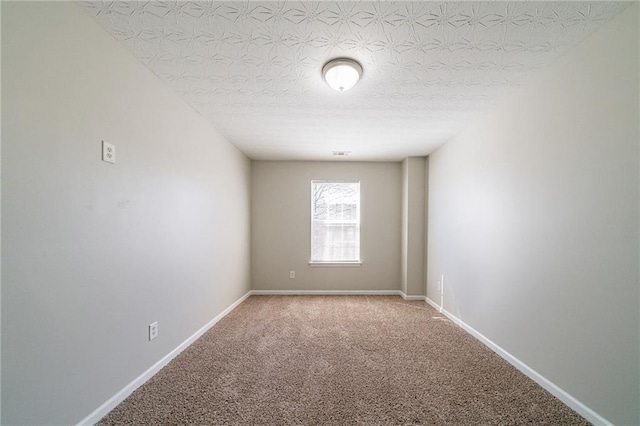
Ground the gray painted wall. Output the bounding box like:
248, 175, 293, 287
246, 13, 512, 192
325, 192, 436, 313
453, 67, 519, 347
427, 5, 639, 425
251, 161, 401, 291
2, 3, 251, 424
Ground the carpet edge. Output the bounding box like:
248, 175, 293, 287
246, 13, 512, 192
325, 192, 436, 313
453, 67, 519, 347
76, 291, 253, 426
425, 297, 613, 426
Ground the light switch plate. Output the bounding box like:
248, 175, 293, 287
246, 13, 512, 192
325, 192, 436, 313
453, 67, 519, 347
102, 141, 115, 164
149, 322, 158, 341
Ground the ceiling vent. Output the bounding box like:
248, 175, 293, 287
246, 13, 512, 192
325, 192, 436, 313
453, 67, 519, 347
332, 151, 351, 157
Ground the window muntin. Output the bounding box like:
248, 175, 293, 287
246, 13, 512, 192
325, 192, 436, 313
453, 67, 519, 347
311, 181, 360, 263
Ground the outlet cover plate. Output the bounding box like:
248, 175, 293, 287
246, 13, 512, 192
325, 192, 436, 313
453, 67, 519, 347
102, 141, 115, 164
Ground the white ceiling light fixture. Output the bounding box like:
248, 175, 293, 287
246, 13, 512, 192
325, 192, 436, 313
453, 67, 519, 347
322, 58, 362, 92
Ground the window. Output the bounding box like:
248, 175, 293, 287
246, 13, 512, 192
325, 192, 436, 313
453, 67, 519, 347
311, 181, 360, 263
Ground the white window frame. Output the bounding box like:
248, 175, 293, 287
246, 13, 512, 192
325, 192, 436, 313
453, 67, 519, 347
309, 180, 362, 266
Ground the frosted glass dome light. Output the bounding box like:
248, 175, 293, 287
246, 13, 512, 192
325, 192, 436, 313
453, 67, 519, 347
322, 58, 363, 92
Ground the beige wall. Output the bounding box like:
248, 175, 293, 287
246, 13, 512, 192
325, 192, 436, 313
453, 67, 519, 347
2, 3, 251, 424
401, 157, 426, 296
427, 5, 639, 425
0, 2, 3, 422
251, 161, 401, 291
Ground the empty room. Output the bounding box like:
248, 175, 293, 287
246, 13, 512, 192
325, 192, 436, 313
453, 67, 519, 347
2, 1, 639, 425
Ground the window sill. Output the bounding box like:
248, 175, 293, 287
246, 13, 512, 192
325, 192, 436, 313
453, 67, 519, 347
308, 261, 362, 267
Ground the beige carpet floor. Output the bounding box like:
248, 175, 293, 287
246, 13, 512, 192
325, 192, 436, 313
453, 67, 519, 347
98, 296, 589, 425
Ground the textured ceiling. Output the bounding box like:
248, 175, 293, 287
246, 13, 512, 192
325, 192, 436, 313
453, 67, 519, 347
80, 1, 629, 161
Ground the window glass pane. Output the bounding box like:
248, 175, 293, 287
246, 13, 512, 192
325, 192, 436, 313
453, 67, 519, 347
311, 181, 360, 262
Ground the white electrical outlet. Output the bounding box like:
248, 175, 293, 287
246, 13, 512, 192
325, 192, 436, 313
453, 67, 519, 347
149, 322, 158, 341
289, 271, 295, 279
102, 140, 115, 164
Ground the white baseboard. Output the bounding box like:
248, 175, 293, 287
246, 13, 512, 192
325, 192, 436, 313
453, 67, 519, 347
424, 296, 441, 311
399, 292, 427, 301
77, 291, 252, 426
425, 297, 612, 426
249, 290, 428, 302
250, 289, 403, 296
